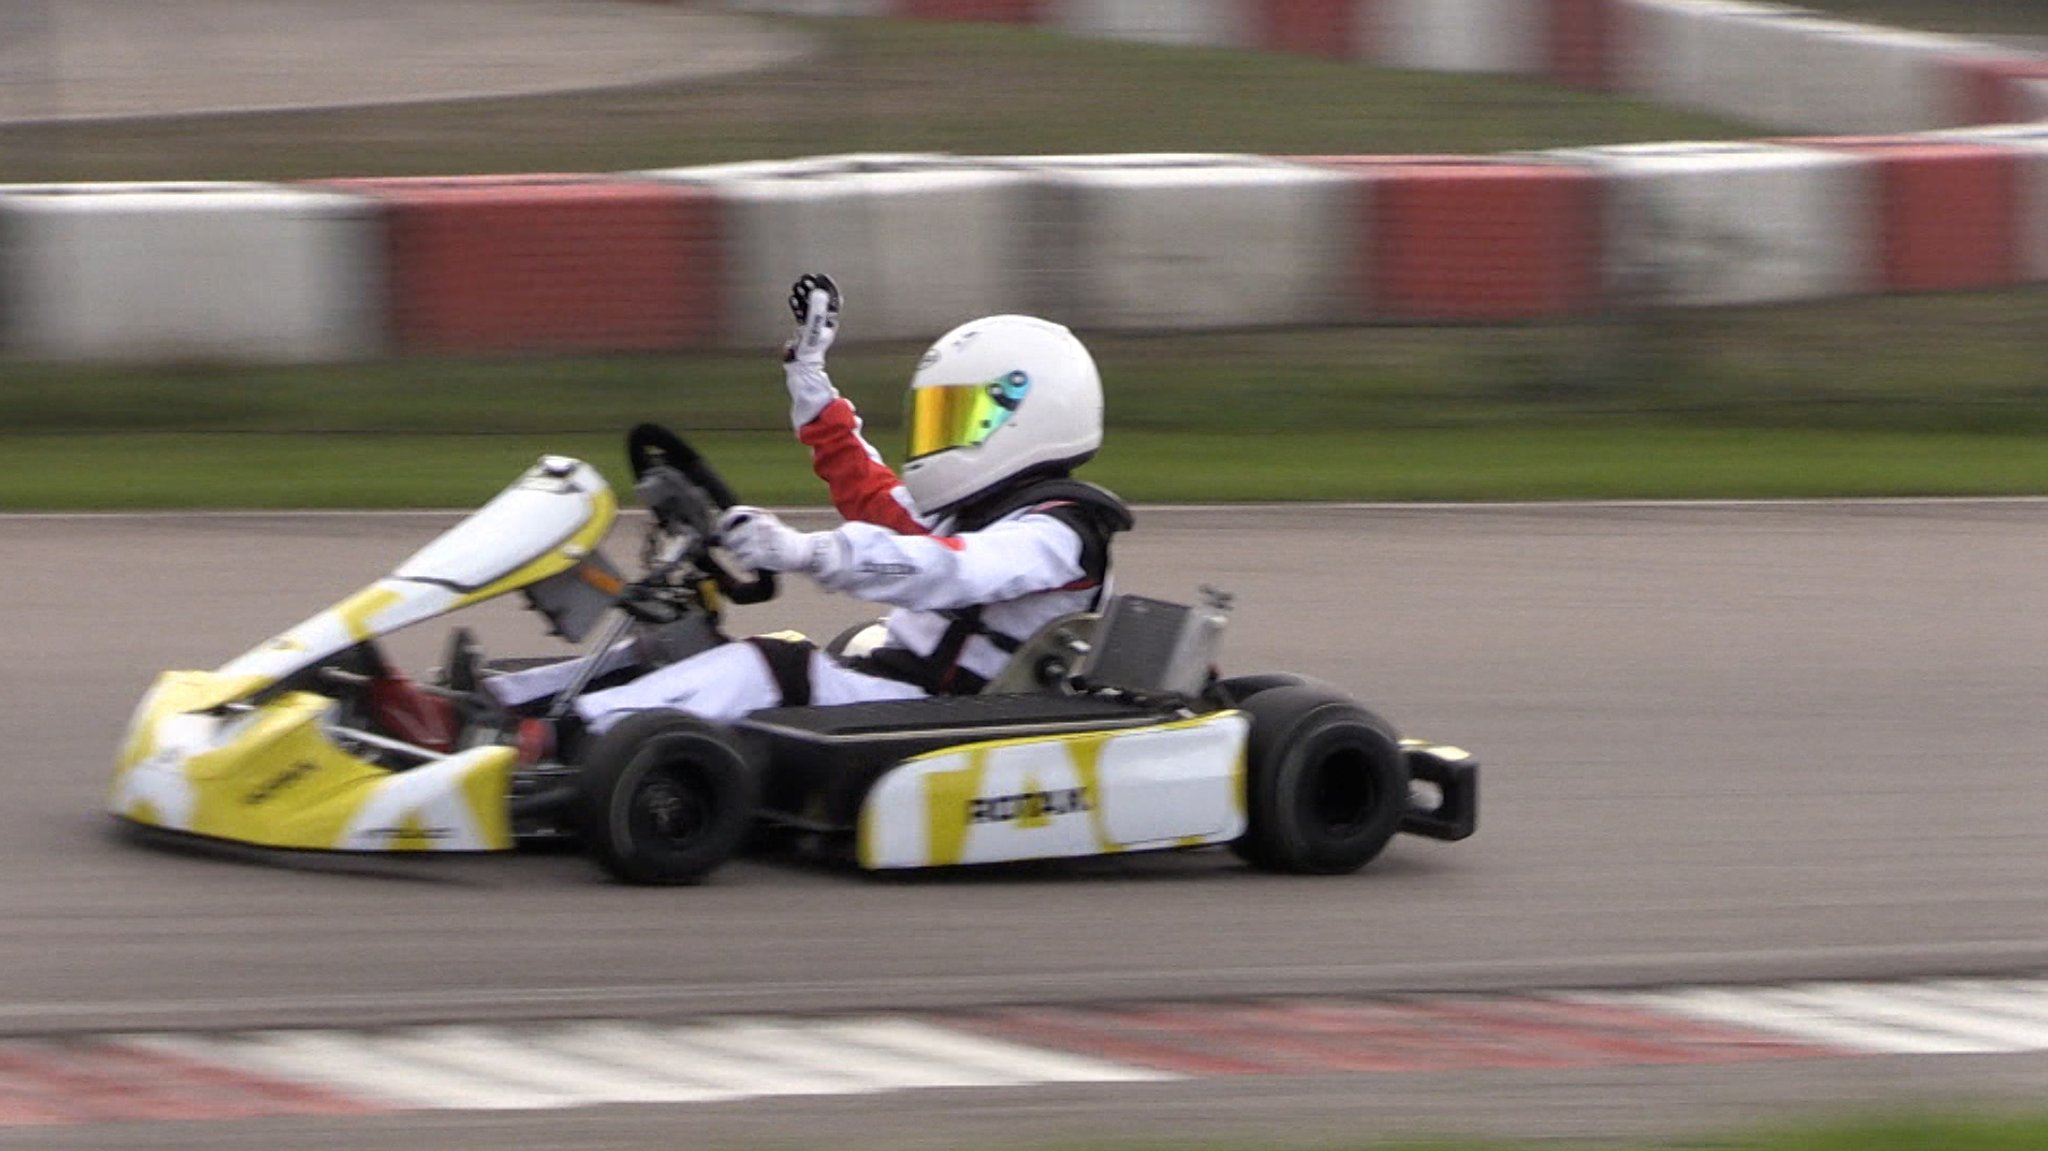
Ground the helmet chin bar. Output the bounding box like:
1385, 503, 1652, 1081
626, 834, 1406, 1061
907, 453, 1097, 520
902, 314, 1104, 515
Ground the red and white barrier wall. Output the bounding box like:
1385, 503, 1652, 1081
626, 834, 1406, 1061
0, 0, 2042, 362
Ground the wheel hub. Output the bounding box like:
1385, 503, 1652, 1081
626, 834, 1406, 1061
640, 773, 707, 841
1309, 746, 1377, 836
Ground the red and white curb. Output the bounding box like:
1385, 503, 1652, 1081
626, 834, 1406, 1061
1, 978, 2043, 1125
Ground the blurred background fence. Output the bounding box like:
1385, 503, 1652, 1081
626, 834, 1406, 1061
0, 0, 2042, 365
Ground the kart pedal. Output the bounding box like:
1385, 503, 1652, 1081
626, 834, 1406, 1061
441, 627, 484, 693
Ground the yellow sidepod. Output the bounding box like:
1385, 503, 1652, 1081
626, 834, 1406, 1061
857, 710, 1250, 870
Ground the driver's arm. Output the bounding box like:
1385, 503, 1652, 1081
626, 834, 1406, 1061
781, 273, 929, 537
796, 396, 928, 537
718, 508, 1091, 613
814, 513, 1090, 611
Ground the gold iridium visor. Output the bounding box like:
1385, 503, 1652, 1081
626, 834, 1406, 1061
904, 371, 1031, 461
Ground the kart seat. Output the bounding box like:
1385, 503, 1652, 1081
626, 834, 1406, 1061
979, 612, 1099, 695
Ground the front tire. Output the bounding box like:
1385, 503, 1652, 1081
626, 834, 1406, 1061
578, 710, 758, 885
1232, 686, 1408, 875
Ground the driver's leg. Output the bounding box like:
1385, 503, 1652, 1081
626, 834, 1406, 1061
571, 642, 776, 732
807, 652, 927, 707
480, 638, 644, 710
571, 640, 926, 734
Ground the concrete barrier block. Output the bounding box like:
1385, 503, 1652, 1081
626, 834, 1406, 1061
0, 183, 383, 363
1950, 55, 2048, 126
1613, 1, 1770, 104
1799, 136, 2024, 292
1933, 123, 2048, 280
980, 152, 1279, 169
1376, 0, 1545, 75
1032, 162, 1357, 329
1533, 141, 1877, 307
721, 0, 889, 16
650, 167, 1037, 347
1617, 3, 2012, 131
1548, 0, 1615, 89
1247, 0, 1370, 61
1051, 0, 1252, 49
2026, 79, 2048, 122
1790, 22, 1994, 133
1298, 156, 1602, 321
641, 154, 967, 183
1613, 1, 1821, 128
314, 175, 723, 355
899, 0, 1046, 20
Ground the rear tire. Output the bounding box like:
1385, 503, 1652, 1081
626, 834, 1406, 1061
1231, 686, 1408, 875
1210, 672, 1313, 707
579, 710, 758, 885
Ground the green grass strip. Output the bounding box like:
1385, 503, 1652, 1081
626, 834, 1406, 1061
4, 426, 2041, 510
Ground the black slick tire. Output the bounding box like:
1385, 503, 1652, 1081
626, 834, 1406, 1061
1231, 685, 1408, 875
578, 709, 758, 885
1211, 672, 1313, 708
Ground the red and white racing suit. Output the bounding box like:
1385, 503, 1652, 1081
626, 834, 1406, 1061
492, 395, 1121, 733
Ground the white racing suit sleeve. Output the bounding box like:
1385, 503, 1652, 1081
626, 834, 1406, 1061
785, 360, 839, 429
811, 513, 1088, 612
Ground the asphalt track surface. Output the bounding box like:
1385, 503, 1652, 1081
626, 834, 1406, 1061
0, 0, 807, 124
1, 500, 2044, 1148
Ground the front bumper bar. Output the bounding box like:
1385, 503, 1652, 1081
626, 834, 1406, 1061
1400, 744, 1479, 842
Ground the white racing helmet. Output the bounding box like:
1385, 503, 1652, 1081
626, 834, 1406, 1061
899, 315, 1103, 514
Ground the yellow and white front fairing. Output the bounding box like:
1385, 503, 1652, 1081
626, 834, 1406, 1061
857, 710, 1249, 870
108, 456, 615, 854
218, 457, 617, 688
110, 672, 516, 851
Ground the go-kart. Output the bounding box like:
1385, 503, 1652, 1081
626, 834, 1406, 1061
110, 425, 1477, 884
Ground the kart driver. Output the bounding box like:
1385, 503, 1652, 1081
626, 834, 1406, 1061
485, 274, 1132, 739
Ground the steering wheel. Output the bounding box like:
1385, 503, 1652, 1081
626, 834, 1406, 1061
626, 423, 777, 606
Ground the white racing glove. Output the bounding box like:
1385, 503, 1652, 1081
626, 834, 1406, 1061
782, 273, 842, 428
716, 506, 847, 578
